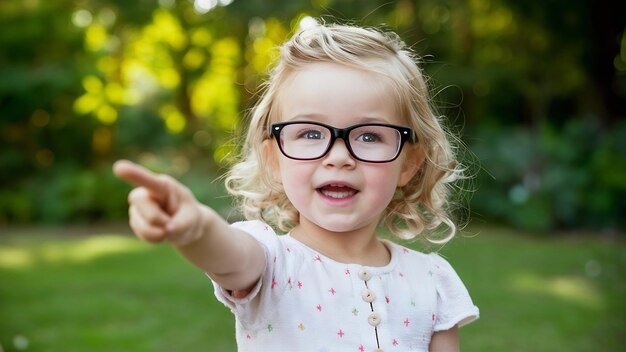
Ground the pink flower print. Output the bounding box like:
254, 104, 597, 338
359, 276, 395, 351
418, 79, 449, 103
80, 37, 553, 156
358, 345, 365, 352
337, 329, 345, 338
286, 247, 291, 253
403, 318, 410, 327
264, 225, 270, 231
399, 272, 404, 278
271, 276, 278, 289
329, 287, 336, 295
345, 268, 351, 276
273, 255, 277, 263
385, 296, 390, 304
316, 304, 322, 312
403, 248, 409, 254
246, 334, 251, 339
392, 339, 399, 346
287, 277, 293, 289
297, 281, 303, 289
314, 255, 321, 262
432, 313, 436, 321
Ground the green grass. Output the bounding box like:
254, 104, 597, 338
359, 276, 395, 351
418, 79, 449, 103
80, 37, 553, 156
0, 225, 624, 351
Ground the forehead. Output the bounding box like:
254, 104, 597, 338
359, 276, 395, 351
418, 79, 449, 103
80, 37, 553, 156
276, 62, 403, 126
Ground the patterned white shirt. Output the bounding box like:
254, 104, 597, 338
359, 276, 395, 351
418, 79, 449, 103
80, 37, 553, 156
213, 220, 479, 352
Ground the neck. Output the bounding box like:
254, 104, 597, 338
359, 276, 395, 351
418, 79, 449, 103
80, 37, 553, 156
291, 217, 390, 267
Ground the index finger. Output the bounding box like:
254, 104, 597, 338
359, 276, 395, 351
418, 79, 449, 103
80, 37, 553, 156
113, 160, 167, 196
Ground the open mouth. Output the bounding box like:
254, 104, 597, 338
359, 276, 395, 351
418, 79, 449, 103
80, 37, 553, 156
317, 184, 358, 199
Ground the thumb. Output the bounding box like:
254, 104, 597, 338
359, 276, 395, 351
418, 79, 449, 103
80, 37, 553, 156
164, 202, 204, 245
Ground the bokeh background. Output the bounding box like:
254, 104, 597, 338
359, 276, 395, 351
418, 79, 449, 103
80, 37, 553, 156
1, 0, 625, 351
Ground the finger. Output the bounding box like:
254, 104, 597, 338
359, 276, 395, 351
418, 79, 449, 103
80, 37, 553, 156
164, 204, 192, 236
128, 188, 171, 226
113, 160, 168, 198
129, 205, 167, 243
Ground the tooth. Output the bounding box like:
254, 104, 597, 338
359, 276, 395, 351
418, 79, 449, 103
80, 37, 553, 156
321, 189, 355, 199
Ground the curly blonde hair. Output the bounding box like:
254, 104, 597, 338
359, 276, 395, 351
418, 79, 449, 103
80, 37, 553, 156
225, 22, 463, 243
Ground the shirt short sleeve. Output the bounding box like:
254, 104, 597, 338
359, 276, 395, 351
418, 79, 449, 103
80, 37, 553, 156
429, 253, 480, 331
211, 220, 290, 329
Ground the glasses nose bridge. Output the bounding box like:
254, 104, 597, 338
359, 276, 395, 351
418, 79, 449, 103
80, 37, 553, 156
329, 126, 351, 147
324, 125, 355, 158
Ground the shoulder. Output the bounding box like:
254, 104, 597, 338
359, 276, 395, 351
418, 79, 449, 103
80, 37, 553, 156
385, 242, 435, 281
385, 242, 461, 271
426, 252, 467, 296
231, 220, 286, 253
388, 242, 452, 274
426, 253, 480, 330
388, 243, 479, 330
231, 220, 276, 235
386, 241, 430, 261
231, 220, 280, 241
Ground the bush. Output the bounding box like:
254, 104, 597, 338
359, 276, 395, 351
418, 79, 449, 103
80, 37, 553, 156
0, 157, 231, 226
469, 117, 626, 232
0, 163, 129, 225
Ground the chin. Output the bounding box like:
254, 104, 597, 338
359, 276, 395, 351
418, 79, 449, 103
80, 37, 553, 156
312, 218, 373, 233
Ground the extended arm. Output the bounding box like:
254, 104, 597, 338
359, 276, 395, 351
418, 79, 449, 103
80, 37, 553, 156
113, 160, 265, 292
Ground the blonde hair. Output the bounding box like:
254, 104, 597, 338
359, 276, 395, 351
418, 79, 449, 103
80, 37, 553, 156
226, 23, 463, 244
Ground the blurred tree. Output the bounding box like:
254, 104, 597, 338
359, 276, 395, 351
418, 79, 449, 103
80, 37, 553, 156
587, 0, 626, 123
0, 0, 624, 231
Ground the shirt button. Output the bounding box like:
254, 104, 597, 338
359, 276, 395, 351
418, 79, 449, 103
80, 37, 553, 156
368, 312, 381, 327
358, 268, 372, 281
361, 288, 376, 303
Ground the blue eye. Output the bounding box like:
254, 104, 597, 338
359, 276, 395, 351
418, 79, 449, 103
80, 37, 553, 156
299, 130, 324, 140
356, 132, 382, 143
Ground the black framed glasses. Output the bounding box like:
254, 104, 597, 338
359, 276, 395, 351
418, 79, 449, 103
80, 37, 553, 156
269, 121, 415, 163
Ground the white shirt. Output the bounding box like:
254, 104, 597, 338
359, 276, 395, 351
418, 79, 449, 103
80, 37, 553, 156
213, 220, 479, 352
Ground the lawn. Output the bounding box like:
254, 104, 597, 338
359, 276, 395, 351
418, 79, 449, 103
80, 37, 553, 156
0, 225, 624, 351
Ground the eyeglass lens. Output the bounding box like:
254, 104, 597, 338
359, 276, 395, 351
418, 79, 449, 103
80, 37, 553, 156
278, 123, 403, 162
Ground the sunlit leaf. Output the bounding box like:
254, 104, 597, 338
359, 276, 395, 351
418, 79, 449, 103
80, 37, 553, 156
158, 68, 180, 89
104, 82, 126, 105
96, 104, 118, 124
73, 93, 102, 114
97, 56, 118, 74
160, 104, 186, 133
85, 23, 108, 51
152, 9, 187, 50
82, 75, 103, 93
191, 28, 213, 47
183, 48, 206, 70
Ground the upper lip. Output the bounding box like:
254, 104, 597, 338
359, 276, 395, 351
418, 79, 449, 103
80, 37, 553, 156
316, 181, 359, 191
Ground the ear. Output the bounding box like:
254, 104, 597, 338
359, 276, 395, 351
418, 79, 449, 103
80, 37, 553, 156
397, 144, 425, 187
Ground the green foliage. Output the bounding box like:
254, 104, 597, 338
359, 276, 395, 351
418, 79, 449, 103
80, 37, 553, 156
470, 118, 626, 232
0, 0, 624, 233
0, 164, 126, 224
0, 159, 230, 225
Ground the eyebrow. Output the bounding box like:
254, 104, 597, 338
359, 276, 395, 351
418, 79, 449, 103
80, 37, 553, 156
285, 114, 394, 125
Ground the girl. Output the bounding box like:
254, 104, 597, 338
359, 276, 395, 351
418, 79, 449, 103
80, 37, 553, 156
114, 22, 478, 352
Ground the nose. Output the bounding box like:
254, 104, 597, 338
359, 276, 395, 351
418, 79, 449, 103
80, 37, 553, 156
322, 138, 356, 168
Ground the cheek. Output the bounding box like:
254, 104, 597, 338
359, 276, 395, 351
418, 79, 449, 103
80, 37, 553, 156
278, 159, 313, 202
365, 167, 403, 201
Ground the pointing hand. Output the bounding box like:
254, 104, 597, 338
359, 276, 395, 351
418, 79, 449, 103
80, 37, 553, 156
113, 160, 204, 246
